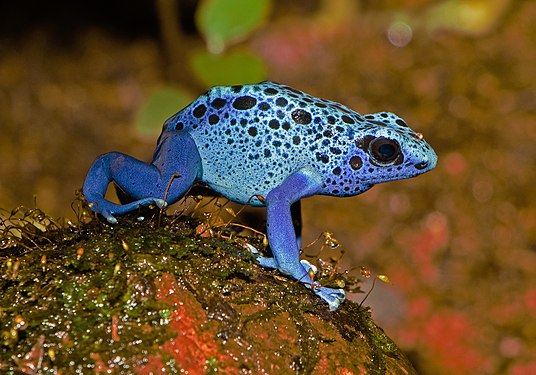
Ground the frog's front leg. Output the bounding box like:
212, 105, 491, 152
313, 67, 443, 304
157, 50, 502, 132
83, 132, 201, 223
260, 169, 346, 311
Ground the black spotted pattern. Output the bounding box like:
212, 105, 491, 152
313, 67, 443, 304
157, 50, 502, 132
160, 81, 437, 203
209, 114, 219, 125
233, 96, 257, 110
264, 87, 278, 95
349, 156, 362, 170
211, 98, 226, 109
292, 109, 312, 124
193, 104, 207, 118
258, 102, 270, 111
276, 97, 288, 107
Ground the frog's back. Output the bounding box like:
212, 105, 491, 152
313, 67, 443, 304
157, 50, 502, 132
161, 81, 436, 205
163, 81, 362, 135
162, 82, 364, 203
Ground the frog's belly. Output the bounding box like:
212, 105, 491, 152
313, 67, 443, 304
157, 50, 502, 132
189, 125, 314, 204
200, 156, 293, 206
193, 145, 308, 205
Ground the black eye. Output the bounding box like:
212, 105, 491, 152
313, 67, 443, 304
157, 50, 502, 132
369, 137, 400, 164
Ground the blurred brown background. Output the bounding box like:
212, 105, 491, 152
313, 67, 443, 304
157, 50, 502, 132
1, 0, 535, 373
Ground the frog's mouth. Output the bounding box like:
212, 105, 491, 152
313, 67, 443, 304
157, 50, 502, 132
415, 161, 430, 170
415, 145, 438, 173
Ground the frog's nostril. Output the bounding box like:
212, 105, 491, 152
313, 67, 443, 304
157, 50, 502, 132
415, 161, 428, 170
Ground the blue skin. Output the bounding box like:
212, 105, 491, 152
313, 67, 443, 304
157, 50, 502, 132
83, 81, 437, 311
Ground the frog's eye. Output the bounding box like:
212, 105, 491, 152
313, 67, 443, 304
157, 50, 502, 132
369, 137, 400, 164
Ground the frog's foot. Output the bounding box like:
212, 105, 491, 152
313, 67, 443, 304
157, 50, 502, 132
91, 197, 167, 224
244, 244, 344, 310
310, 283, 346, 311
297, 262, 344, 310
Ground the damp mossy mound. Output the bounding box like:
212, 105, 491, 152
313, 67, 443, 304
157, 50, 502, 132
0, 208, 416, 374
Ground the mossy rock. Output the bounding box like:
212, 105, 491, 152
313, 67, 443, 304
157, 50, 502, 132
0, 207, 416, 374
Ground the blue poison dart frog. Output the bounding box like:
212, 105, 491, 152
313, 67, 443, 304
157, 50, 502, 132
83, 81, 437, 310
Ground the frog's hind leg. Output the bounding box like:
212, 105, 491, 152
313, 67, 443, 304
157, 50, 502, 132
83, 132, 201, 223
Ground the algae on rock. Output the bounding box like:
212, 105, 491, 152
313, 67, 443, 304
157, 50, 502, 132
0, 206, 416, 374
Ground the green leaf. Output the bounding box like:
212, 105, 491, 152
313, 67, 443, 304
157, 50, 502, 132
425, 0, 509, 35
190, 50, 267, 87
136, 86, 194, 137
197, 0, 271, 53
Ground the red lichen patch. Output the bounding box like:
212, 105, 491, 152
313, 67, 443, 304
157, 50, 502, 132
309, 315, 372, 374
90, 353, 113, 374
235, 310, 301, 372
12, 335, 45, 374
138, 273, 236, 374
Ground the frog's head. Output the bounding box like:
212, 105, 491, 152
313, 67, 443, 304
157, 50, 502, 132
349, 112, 437, 187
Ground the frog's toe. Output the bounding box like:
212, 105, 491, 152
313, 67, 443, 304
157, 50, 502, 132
243, 244, 278, 269
314, 286, 346, 311
107, 216, 118, 224
257, 255, 278, 269
101, 209, 118, 224
244, 243, 259, 254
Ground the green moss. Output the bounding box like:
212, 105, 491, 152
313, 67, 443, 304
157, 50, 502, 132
1, 212, 185, 371
0, 205, 415, 374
